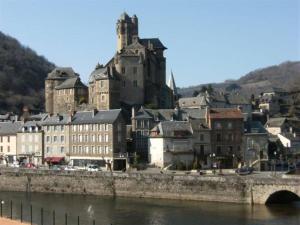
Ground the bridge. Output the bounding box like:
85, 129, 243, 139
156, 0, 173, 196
248, 175, 300, 204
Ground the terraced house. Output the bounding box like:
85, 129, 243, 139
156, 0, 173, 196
42, 109, 127, 170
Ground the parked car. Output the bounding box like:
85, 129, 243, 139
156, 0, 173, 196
87, 165, 100, 172
25, 163, 36, 169
51, 165, 62, 171
235, 166, 254, 175
64, 166, 77, 171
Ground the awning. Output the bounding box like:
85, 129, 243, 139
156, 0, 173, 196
45, 157, 64, 163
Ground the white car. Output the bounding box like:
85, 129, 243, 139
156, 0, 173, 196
87, 165, 100, 172
64, 166, 77, 171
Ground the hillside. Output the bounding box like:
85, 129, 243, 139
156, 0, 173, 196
0, 31, 55, 114
178, 61, 300, 97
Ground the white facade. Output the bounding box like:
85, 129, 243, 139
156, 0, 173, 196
0, 135, 17, 163
148, 137, 194, 168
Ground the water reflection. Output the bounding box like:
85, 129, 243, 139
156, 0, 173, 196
0, 192, 298, 225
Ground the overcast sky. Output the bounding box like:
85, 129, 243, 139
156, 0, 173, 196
0, 0, 299, 87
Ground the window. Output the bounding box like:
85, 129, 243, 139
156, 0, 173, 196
85, 135, 88, 142
46, 147, 50, 153
133, 80, 137, 87
53, 136, 57, 142
60, 125, 64, 131
60, 147, 64, 153
105, 124, 108, 131
100, 81, 104, 88
216, 133, 221, 142
7, 146, 10, 152
215, 122, 222, 129
217, 146, 221, 155
104, 146, 108, 154
78, 146, 82, 154
200, 145, 204, 155
227, 122, 233, 129
98, 135, 102, 142
72, 135, 76, 142
7, 136, 10, 142
105, 134, 109, 142
133, 67, 137, 74
46, 136, 50, 143
122, 80, 126, 87
101, 95, 105, 102
61, 136, 64, 143
121, 67, 125, 74
200, 134, 204, 141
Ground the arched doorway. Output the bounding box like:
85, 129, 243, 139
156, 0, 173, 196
266, 190, 300, 204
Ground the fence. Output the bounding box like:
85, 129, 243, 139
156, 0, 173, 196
0, 200, 99, 225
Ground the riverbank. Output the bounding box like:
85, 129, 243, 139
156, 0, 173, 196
0, 217, 29, 225
0, 168, 299, 204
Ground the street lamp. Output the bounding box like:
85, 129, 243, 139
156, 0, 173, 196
209, 153, 216, 174
1, 200, 4, 217
274, 151, 277, 175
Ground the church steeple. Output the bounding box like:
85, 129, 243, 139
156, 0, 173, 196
168, 70, 177, 96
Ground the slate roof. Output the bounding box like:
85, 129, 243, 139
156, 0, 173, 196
265, 117, 287, 127
139, 38, 167, 50
244, 121, 267, 134
181, 108, 206, 120
71, 109, 122, 124
47, 67, 78, 80
0, 121, 22, 135
55, 77, 87, 90
263, 87, 288, 94
89, 66, 117, 83
29, 113, 48, 121
209, 108, 243, 119
179, 96, 208, 108
42, 114, 70, 126
153, 121, 192, 137
227, 94, 250, 105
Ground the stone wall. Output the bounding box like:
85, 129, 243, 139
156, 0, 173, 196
0, 168, 299, 204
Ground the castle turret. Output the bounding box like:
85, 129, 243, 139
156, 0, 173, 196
116, 12, 139, 52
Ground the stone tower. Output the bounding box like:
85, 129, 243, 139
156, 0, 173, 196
45, 67, 77, 114
116, 12, 139, 52
89, 64, 120, 110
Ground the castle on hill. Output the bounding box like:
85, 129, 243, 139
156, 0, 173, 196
45, 13, 176, 114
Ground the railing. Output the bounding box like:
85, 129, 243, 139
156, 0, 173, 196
0, 199, 99, 225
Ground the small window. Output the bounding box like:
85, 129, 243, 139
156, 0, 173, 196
100, 81, 104, 88
228, 122, 233, 129
122, 80, 126, 87
61, 147, 64, 153
216, 133, 221, 142
133, 67, 137, 74
133, 80, 137, 87
217, 146, 221, 155
200, 134, 204, 141
121, 67, 125, 74
215, 122, 222, 129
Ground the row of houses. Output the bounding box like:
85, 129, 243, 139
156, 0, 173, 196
0, 109, 127, 170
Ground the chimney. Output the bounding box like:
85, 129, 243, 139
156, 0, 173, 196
131, 106, 135, 119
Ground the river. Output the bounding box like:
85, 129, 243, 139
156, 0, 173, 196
0, 191, 299, 225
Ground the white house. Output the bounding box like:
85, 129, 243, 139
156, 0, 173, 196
148, 121, 194, 168
0, 121, 22, 164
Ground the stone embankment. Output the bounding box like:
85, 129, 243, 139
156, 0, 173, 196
0, 168, 299, 204
0, 217, 29, 225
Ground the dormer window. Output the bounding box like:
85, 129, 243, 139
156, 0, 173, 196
35, 127, 39, 132
29, 127, 33, 132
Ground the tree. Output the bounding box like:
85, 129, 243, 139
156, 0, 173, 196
193, 90, 200, 97
207, 84, 214, 94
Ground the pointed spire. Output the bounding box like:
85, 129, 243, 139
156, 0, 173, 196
168, 70, 177, 95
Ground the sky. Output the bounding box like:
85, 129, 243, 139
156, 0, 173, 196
0, 0, 299, 88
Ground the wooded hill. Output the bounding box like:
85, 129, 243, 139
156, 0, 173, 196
178, 61, 300, 97
0, 31, 55, 114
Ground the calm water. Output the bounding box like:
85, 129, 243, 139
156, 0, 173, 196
0, 191, 299, 225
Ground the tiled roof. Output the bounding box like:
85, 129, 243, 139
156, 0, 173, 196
209, 108, 243, 119
0, 121, 22, 135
